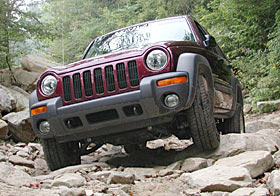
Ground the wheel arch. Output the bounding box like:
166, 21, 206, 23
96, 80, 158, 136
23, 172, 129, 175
176, 53, 214, 108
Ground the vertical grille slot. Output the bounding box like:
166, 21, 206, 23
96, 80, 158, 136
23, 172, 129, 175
105, 65, 115, 91
73, 73, 82, 99
83, 71, 93, 96
94, 68, 104, 94
116, 63, 127, 89
128, 60, 139, 86
63, 76, 72, 101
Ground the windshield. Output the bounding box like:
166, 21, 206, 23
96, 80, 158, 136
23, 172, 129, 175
84, 18, 195, 59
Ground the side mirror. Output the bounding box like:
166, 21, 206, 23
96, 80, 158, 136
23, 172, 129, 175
204, 35, 216, 48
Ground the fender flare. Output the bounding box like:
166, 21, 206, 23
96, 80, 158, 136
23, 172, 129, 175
176, 53, 214, 108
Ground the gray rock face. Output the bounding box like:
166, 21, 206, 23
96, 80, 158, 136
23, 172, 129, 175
267, 170, 280, 196
179, 165, 253, 192
107, 172, 135, 184
2, 110, 35, 142
0, 119, 8, 139
214, 151, 274, 178
51, 173, 86, 188
246, 121, 280, 133
0, 162, 36, 187
0, 87, 13, 113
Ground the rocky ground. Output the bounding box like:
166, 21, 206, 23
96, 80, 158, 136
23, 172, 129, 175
0, 111, 279, 196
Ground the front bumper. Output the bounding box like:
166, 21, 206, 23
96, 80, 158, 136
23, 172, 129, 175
30, 72, 190, 142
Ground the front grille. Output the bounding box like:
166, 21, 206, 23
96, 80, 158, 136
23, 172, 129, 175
62, 60, 139, 102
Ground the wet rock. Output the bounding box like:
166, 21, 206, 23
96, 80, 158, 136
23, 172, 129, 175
51, 173, 86, 188
2, 110, 35, 142
9, 155, 34, 168
179, 165, 252, 192
267, 170, 280, 196
107, 171, 135, 184
229, 187, 269, 196
0, 119, 8, 139
214, 151, 274, 178
181, 158, 208, 172
246, 121, 280, 133
0, 162, 36, 187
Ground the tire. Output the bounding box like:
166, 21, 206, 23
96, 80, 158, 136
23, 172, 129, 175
124, 143, 146, 153
41, 138, 81, 171
186, 75, 220, 150
224, 103, 245, 134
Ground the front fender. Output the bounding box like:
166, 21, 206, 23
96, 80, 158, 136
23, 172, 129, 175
176, 53, 214, 108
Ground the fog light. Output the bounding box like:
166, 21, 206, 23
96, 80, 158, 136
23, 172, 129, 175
39, 121, 50, 134
164, 94, 179, 108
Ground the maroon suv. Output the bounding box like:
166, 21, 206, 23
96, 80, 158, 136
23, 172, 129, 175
29, 16, 245, 170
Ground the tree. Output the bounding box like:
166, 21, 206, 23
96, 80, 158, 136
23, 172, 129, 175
0, 0, 51, 69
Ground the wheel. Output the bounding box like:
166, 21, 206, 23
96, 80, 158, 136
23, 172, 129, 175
186, 75, 220, 150
124, 143, 146, 153
41, 138, 81, 171
224, 102, 245, 134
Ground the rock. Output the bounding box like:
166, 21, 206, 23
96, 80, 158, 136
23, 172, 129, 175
274, 150, 280, 165
181, 158, 208, 172
257, 99, 280, 111
109, 189, 130, 196
34, 158, 49, 175
229, 187, 269, 196
56, 186, 86, 196
0, 119, 8, 139
7, 86, 29, 111
0, 86, 14, 113
13, 69, 40, 92
212, 191, 230, 196
267, 170, 280, 196
16, 150, 29, 158
2, 110, 35, 142
89, 171, 112, 183
0, 151, 8, 162
21, 54, 63, 73
210, 131, 280, 159
51, 173, 86, 188
243, 104, 252, 114
0, 69, 13, 87
0, 162, 36, 187
107, 172, 135, 184
245, 121, 280, 133
214, 151, 274, 178
123, 167, 159, 181
9, 155, 35, 168
179, 165, 252, 192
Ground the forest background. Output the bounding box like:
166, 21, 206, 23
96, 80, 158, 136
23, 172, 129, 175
1, 0, 280, 112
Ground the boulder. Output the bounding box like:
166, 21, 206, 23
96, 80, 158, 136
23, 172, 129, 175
179, 165, 253, 192
107, 171, 135, 184
209, 130, 280, 159
0, 86, 15, 113
9, 155, 35, 168
2, 110, 35, 142
257, 99, 280, 111
7, 86, 29, 111
13, 68, 40, 92
180, 158, 208, 172
229, 187, 269, 196
51, 173, 86, 188
21, 54, 63, 73
0, 119, 8, 139
274, 150, 280, 165
267, 170, 280, 196
123, 167, 159, 181
245, 121, 280, 133
0, 162, 36, 187
214, 151, 274, 178
55, 186, 86, 196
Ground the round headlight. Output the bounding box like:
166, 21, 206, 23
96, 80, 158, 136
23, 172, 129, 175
41, 75, 57, 96
146, 50, 168, 71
